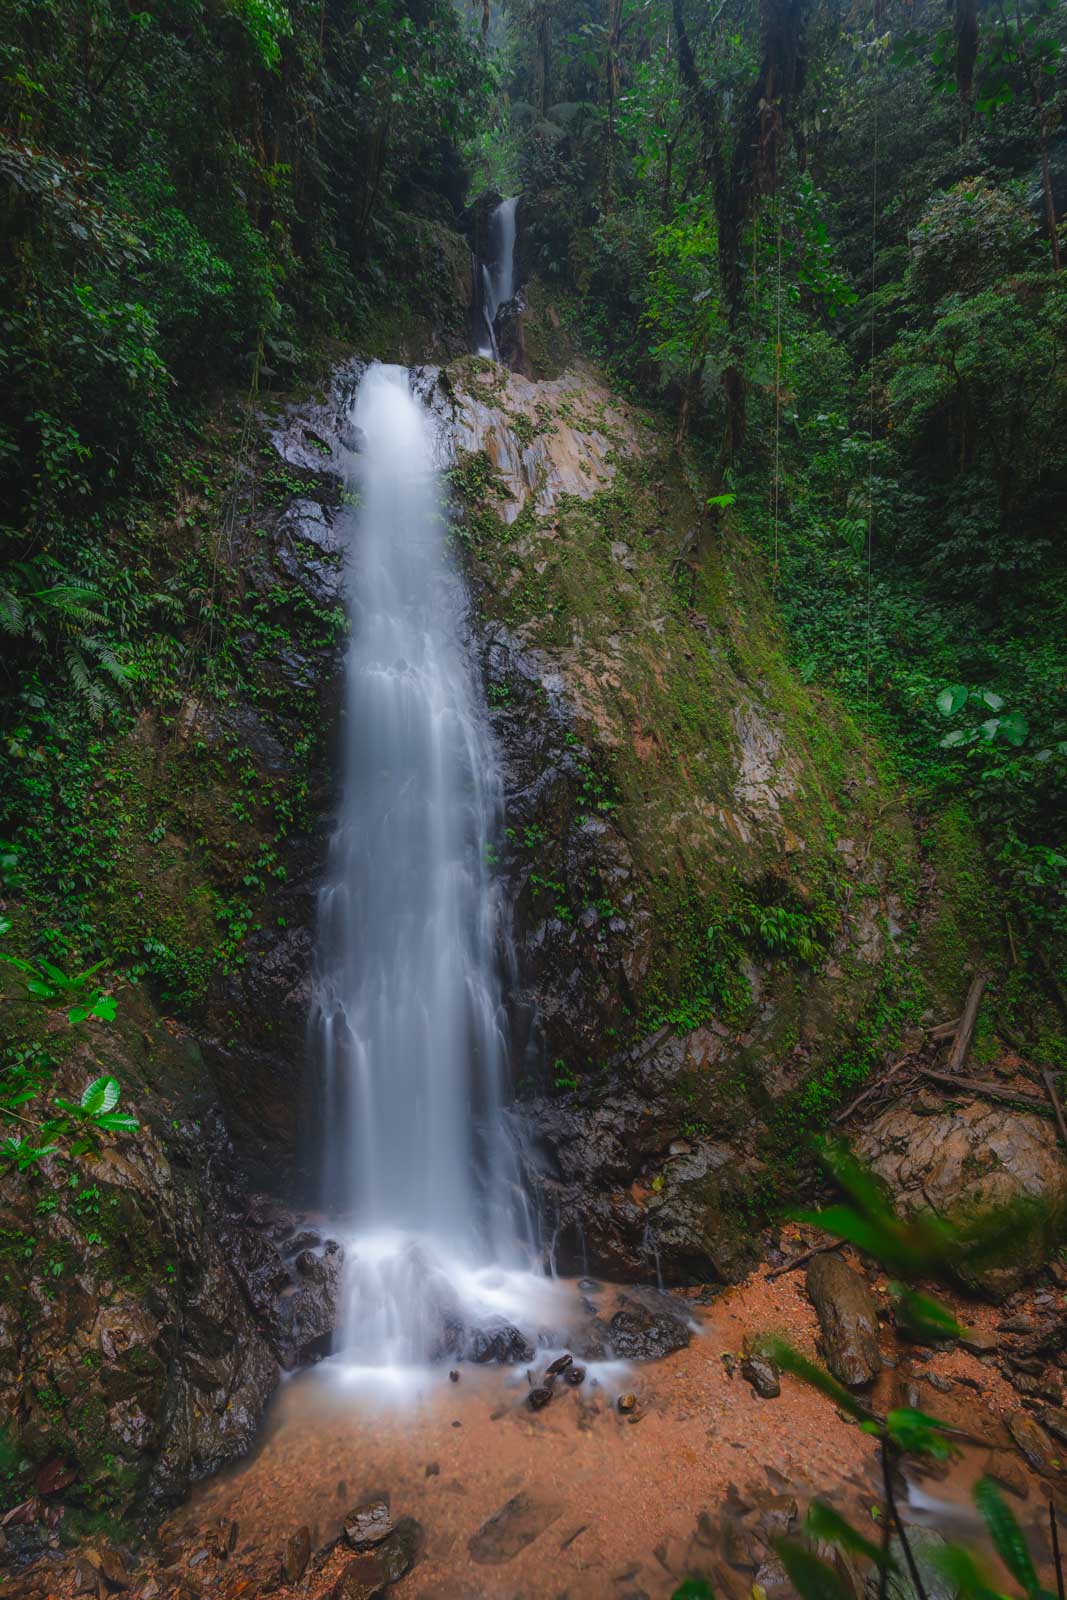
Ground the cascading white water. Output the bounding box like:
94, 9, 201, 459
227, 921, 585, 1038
478, 195, 519, 359
310, 363, 548, 1371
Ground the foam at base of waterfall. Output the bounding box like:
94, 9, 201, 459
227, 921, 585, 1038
331, 1227, 564, 1375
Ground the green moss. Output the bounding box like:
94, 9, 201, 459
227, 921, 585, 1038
919, 801, 1003, 1011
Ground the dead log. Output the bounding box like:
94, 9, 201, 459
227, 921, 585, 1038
919, 1068, 1047, 1112
927, 1017, 962, 1041
946, 973, 988, 1073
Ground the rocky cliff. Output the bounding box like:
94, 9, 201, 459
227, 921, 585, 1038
0, 260, 997, 1524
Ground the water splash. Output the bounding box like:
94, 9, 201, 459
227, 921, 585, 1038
309, 363, 540, 1368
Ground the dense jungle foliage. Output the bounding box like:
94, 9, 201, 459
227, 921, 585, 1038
0, 0, 1064, 1082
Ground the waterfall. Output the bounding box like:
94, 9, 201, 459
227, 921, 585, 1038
309, 363, 544, 1371
478, 195, 519, 359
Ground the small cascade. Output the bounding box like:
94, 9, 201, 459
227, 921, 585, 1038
309, 362, 550, 1372
477, 195, 519, 358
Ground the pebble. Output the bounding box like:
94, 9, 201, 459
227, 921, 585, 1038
617, 1393, 637, 1414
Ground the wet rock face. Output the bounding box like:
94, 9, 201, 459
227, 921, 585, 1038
0, 1005, 350, 1519
0, 1024, 281, 1515
855, 1099, 1067, 1296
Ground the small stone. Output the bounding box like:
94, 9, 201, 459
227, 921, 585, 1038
564, 1365, 586, 1387
545, 1353, 573, 1377
343, 1497, 392, 1551
375, 1516, 422, 1583
1009, 1411, 1063, 1475
741, 1354, 781, 1400
425, 1462, 439, 1477
138, 1583, 160, 1600
331, 1555, 387, 1600
527, 1385, 553, 1411
617, 1392, 637, 1414
960, 1327, 998, 1356
999, 1316, 1037, 1334
97, 1549, 130, 1591
282, 1527, 310, 1584
1040, 1407, 1067, 1446
188, 1549, 210, 1569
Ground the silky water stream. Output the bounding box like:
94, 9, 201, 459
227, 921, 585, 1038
307, 362, 561, 1380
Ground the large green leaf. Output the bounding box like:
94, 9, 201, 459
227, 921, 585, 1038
761, 1338, 871, 1421
93, 1112, 139, 1133
80, 1076, 120, 1116
933, 1537, 1016, 1600
973, 1478, 1043, 1596
805, 1501, 889, 1567
936, 684, 968, 716
998, 711, 1028, 746
775, 1541, 853, 1600
884, 1407, 952, 1459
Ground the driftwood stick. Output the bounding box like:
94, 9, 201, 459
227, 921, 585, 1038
927, 1017, 961, 1041
946, 974, 988, 1073
766, 1240, 840, 1281
919, 1068, 1047, 1112
1040, 1069, 1067, 1152
832, 1057, 913, 1125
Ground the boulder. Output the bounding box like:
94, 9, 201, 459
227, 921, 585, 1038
343, 1498, 393, 1551
855, 1100, 1067, 1296
805, 1253, 881, 1388
591, 1290, 691, 1361
465, 1322, 535, 1364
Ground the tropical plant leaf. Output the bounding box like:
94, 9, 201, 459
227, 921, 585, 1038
973, 1477, 1042, 1596
761, 1338, 871, 1421
884, 1407, 952, 1458
93, 1112, 139, 1133
937, 684, 968, 715
888, 1283, 961, 1341
80, 1076, 120, 1116
805, 1500, 890, 1567
25, 978, 59, 1000
932, 1538, 1015, 1600
775, 1540, 853, 1600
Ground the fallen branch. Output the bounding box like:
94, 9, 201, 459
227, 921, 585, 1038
926, 1017, 961, 1041
766, 1240, 840, 1280
946, 973, 988, 1074
1040, 1068, 1067, 1152
832, 1056, 914, 1125
919, 1067, 1048, 1112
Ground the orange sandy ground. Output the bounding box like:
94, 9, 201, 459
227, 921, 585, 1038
8, 1257, 1060, 1600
